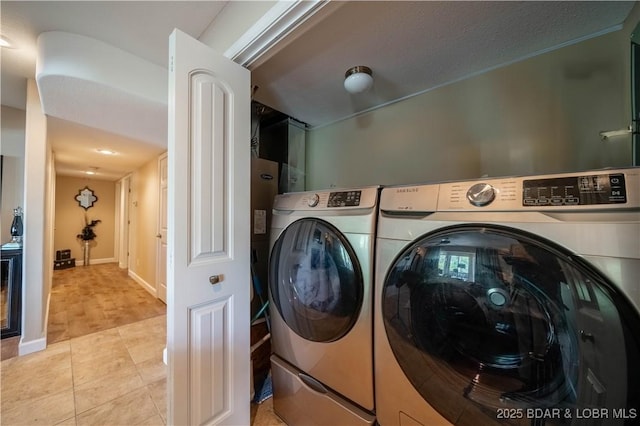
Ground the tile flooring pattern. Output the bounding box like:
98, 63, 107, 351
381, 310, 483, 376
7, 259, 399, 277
1, 315, 167, 425
0, 263, 285, 425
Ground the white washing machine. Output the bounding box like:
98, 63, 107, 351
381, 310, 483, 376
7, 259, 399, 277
375, 168, 640, 426
269, 187, 379, 425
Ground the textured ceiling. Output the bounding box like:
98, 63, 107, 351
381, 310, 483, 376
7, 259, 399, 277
48, 117, 166, 179
251, 1, 636, 128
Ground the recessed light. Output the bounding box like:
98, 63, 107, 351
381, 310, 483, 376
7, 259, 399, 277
97, 149, 116, 155
85, 166, 99, 175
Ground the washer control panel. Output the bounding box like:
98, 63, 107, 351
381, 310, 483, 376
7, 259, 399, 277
466, 183, 496, 207
523, 173, 626, 206
327, 190, 362, 207
274, 187, 378, 211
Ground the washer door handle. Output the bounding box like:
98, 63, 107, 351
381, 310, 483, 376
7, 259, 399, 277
298, 372, 328, 394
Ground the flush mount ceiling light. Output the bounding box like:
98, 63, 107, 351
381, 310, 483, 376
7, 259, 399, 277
96, 149, 116, 155
344, 66, 373, 94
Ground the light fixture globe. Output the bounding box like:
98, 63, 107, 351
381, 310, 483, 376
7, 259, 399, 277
344, 66, 373, 94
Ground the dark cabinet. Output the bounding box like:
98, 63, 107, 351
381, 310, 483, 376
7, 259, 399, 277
1, 248, 22, 338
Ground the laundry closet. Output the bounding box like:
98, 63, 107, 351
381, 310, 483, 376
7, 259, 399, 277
249, 101, 307, 394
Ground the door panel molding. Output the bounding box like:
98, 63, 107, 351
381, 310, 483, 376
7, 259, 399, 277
189, 298, 232, 425
189, 72, 229, 263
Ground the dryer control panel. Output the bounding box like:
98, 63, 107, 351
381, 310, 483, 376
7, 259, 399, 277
522, 173, 626, 206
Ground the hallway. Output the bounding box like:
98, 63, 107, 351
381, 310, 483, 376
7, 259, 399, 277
1, 263, 167, 425
46, 263, 166, 344
1, 315, 167, 425
0, 263, 283, 425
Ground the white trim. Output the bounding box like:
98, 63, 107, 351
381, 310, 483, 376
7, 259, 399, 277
114, 180, 121, 266
128, 269, 157, 297
19, 336, 47, 356
156, 152, 168, 303
224, 0, 330, 67
43, 290, 51, 340
76, 257, 116, 266
117, 175, 131, 269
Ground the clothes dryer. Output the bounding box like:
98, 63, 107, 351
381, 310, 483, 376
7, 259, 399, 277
375, 168, 640, 426
269, 187, 379, 425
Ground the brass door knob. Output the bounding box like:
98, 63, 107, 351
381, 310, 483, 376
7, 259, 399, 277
209, 275, 223, 285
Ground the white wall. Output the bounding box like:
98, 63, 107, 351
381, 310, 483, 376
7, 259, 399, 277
306, 23, 635, 189
1, 106, 26, 244
127, 155, 162, 295
1, 156, 25, 243
20, 79, 53, 355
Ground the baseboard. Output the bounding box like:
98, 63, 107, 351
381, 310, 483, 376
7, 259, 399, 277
128, 269, 157, 297
19, 336, 47, 356
76, 257, 117, 266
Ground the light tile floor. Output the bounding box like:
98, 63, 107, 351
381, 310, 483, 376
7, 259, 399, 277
1, 318, 285, 426
1, 315, 167, 426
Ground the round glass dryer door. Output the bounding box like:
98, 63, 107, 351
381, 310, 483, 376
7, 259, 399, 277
382, 225, 640, 425
269, 218, 364, 342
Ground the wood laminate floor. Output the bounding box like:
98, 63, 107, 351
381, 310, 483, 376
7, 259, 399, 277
47, 263, 167, 344
0, 263, 284, 425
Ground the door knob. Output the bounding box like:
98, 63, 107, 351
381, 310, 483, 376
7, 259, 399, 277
209, 275, 223, 285
156, 233, 162, 238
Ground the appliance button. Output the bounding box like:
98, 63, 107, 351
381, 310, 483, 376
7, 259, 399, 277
466, 183, 496, 207
308, 194, 320, 207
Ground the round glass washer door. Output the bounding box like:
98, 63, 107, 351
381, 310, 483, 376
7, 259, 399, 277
269, 218, 364, 342
382, 224, 640, 425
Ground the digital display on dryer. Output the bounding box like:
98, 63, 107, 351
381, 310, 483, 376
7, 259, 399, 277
523, 173, 626, 206
328, 191, 362, 207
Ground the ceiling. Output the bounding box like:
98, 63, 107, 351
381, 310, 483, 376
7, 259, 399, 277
1, 0, 229, 180
1, 1, 636, 181
252, 1, 636, 127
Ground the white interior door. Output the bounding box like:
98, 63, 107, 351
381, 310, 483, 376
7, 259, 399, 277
156, 153, 168, 303
167, 29, 251, 425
